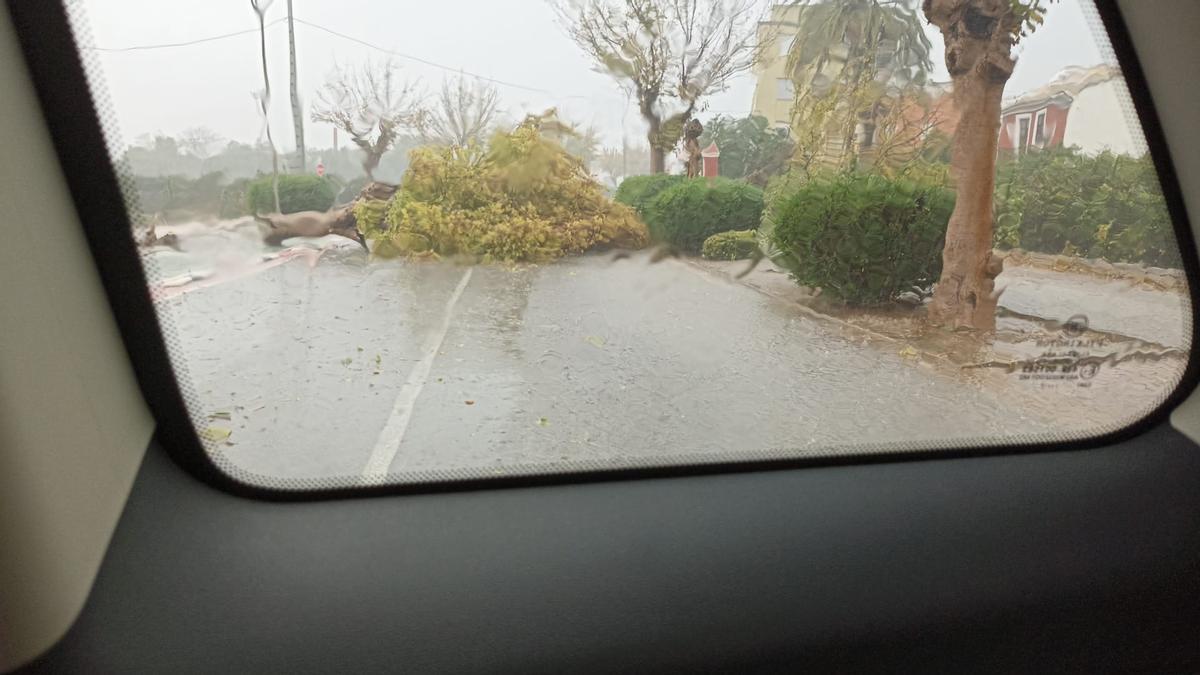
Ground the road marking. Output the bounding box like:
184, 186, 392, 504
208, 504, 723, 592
362, 267, 474, 483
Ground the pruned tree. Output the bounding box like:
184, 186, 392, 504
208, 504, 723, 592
311, 60, 425, 181
923, 0, 1054, 331
180, 126, 224, 172
419, 76, 502, 149
554, 0, 768, 174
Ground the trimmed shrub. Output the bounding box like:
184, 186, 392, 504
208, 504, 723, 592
702, 230, 760, 260
378, 127, 648, 262
246, 174, 338, 214
993, 147, 1177, 267
770, 173, 953, 306
757, 169, 810, 271
644, 178, 764, 253
614, 174, 685, 215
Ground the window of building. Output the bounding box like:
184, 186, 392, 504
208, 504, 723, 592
1034, 110, 1047, 146
777, 77, 795, 100
1017, 114, 1033, 150
779, 34, 796, 58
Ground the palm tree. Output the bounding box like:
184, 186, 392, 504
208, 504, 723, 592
782, 0, 932, 173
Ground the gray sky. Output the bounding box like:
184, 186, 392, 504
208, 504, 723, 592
75, 0, 1105, 153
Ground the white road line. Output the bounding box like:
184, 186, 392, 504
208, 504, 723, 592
361, 267, 474, 483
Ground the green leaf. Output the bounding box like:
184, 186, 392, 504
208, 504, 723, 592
201, 427, 232, 443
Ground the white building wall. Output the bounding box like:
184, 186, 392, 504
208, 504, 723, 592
1062, 80, 1148, 156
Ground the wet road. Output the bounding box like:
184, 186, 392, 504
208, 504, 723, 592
154, 246, 1091, 483
1000, 265, 1189, 348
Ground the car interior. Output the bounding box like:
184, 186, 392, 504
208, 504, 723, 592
3, 0, 1200, 672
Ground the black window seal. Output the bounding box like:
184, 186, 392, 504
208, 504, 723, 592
5, 0, 1198, 502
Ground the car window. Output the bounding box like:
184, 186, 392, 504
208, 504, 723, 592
67, 0, 1192, 489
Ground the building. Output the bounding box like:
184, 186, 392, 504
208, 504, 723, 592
749, 4, 803, 133
749, 4, 957, 170
999, 64, 1146, 156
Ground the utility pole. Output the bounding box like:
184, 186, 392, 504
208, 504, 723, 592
287, 0, 305, 172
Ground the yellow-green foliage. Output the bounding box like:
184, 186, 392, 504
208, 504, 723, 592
352, 198, 389, 234
380, 128, 648, 262
702, 230, 760, 261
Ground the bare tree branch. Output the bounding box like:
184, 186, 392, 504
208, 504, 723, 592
553, 0, 767, 173
419, 76, 503, 148
311, 59, 425, 180
180, 126, 223, 162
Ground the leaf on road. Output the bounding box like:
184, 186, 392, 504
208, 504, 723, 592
201, 426, 232, 443
899, 345, 920, 359
465, 400, 476, 406
208, 411, 232, 421
585, 335, 606, 349
537, 417, 550, 427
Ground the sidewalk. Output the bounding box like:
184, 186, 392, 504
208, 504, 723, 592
692, 255, 1190, 348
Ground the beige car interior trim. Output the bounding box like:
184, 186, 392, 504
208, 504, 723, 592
0, 6, 153, 672
1134, 1, 1200, 440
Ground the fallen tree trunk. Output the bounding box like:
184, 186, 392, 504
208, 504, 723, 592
256, 181, 398, 250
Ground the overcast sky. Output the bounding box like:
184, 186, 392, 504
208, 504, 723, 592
74, 0, 1106, 155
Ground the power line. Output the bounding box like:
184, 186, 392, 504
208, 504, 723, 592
81, 15, 614, 104
81, 15, 739, 115
290, 18, 589, 99
84, 17, 287, 52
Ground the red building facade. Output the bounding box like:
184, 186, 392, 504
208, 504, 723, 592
997, 92, 1072, 153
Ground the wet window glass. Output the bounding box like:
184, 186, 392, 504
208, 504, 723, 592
68, 0, 1191, 488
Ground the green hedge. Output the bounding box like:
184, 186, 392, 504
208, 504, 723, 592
702, 230, 760, 260
644, 178, 764, 253
614, 174, 685, 216
994, 147, 1177, 267
246, 174, 338, 214
770, 173, 953, 306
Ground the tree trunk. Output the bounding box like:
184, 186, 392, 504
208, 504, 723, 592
924, 0, 1016, 332
647, 116, 666, 174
